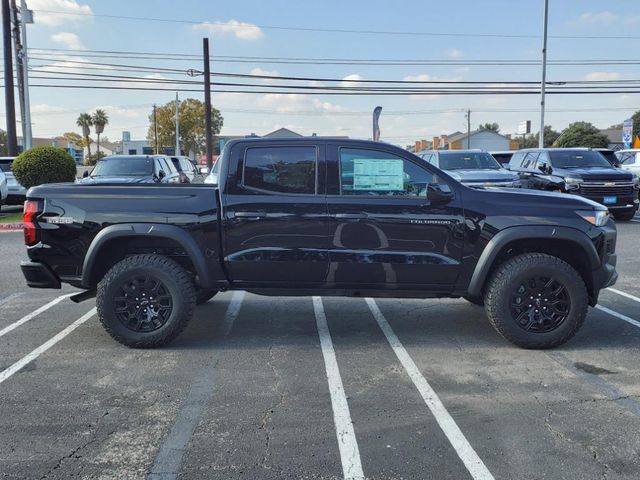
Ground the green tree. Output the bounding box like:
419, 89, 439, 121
555, 122, 609, 148
92, 109, 109, 155
523, 126, 561, 148
12, 146, 76, 189
147, 98, 223, 155
631, 110, 640, 141
76, 113, 93, 157
62, 131, 83, 148
479, 122, 500, 132
0, 128, 7, 155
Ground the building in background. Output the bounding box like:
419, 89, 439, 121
19, 136, 84, 164
446, 129, 513, 150
599, 127, 624, 151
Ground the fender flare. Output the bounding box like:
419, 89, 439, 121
466, 225, 600, 297
81, 223, 213, 289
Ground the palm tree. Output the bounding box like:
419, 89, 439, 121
92, 109, 109, 154
76, 113, 93, 157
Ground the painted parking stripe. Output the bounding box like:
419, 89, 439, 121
607, 287, 640, 305
595, 305, 640, 329
366, 298, 495, 480
149, 290, 245, 480
0, 293, 73, 339
0, 308, 96, 386
312, 297, 365, 480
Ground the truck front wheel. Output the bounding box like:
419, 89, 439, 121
96, 254, 196, 348
484, 253, 588, 349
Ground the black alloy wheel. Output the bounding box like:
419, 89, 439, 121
113, 275, 173, 333
509, 276, 571, 334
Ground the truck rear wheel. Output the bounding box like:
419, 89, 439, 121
96, 254, 196, 348
484, 253, 588, 349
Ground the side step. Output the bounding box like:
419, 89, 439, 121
70, 289, 96, 303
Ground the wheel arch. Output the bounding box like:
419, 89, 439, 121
467, 226, 600, 302
82, 223, 213, 289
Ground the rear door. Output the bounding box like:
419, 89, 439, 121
324, 144, 464, 289
221, 142, 329, 286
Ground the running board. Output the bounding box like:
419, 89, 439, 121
70, 289, 96, 303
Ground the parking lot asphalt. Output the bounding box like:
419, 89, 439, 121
1, 221, 640, 480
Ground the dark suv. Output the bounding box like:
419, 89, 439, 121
508, 148, 639, 221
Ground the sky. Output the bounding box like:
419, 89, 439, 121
1, 0, 639, 147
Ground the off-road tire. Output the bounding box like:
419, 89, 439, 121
96, 254, 196, 348
484, 253, 588, 349
463, 295, 484, 306
196, 289, 218, 305
613, 210, 636, 222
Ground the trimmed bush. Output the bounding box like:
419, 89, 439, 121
12, 146, 77, 189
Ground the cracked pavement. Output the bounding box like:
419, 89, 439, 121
1, 222, 640, 479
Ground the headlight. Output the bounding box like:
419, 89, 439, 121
564, 176, 582, 190
576, 209, 610, 227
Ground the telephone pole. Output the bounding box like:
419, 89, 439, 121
174, 92, 180, 156
465, 109, 471, 149
2, 0, 18, 155
153, 104, 158, 154
539, 0, 549, 148
19, 0, 32, 149
203, 37, 213, 172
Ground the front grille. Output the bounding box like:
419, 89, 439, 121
579, 182, 635, 196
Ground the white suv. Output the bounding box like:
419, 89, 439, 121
0, 169, 7, 207
616, 149, 640, 177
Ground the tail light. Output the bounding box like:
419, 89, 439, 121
23, 200, 39, 246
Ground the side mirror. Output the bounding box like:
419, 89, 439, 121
538, 164, 552, 174
158, 170, 166, 180
427, 182, 454, 205
82, 170, 89, 178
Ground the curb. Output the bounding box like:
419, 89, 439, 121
0, 223, 24, 231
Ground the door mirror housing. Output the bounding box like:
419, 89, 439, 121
82, 170, 89, 178
427, 182, 454, 205
158, 169, 166, 180
538, 164, 552, 174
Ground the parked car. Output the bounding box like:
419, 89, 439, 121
508, 148, 639, 221
170, 156, 204, 183
490, 150, 516, 167
417, 149, 521, 188
594, 148, 621, 168
21, 137, 618, 351
0, 156, 27, 205
615, 149, 640, 177
78, 155, 181, 184
0, 169, 7, 206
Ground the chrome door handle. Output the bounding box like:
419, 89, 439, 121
333, 213, 368, 219
234, 211, 266, 219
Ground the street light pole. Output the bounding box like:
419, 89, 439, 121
2, 0, 18, 155
539, 0, 549, 148
20, 0, 32, 149
175, 92, 180, 156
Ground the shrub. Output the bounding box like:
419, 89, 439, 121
84, 151, 107, 166
12, 146, 77, 189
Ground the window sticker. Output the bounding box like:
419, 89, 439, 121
352, 159, 404, 191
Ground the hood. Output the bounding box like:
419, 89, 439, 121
479, 186, 604, 210
554, 166, 634, 182
449, 169, 518, 183
77, 175, 157, 185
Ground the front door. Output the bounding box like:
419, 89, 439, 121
325, 145, 464, 290
221, 142, 330, 286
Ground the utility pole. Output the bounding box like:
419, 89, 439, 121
465, 109, 471, 149
153, 104, 158, 154
174, 92, 180, 156
2, 0, 18, 155
539, 0, 549, 148
10, 0, 25, 149
19, 0, 32, 149
203, 37, 213, 172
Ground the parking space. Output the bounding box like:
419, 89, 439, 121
1, 228, 640, 479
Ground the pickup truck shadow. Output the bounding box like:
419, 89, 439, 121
165, 298, 639, 351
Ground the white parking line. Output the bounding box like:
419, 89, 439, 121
0, 308, 95, 386
365, 298, 495, 480
596, 305, 640, 329
312, 297, 364, 480
607, 287, 640, 304
0, 293, 72, 339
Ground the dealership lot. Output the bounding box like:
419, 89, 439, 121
1, 224, 640, 479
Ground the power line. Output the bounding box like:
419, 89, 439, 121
29, 10, 640, 40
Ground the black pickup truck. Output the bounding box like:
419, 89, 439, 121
20, 138, 618, 349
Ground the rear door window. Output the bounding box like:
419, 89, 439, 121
243, 146, 317, 194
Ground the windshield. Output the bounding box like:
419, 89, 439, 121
91, 157, 154, 177
438, 152, 501, 170
549, 150, 611, 168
